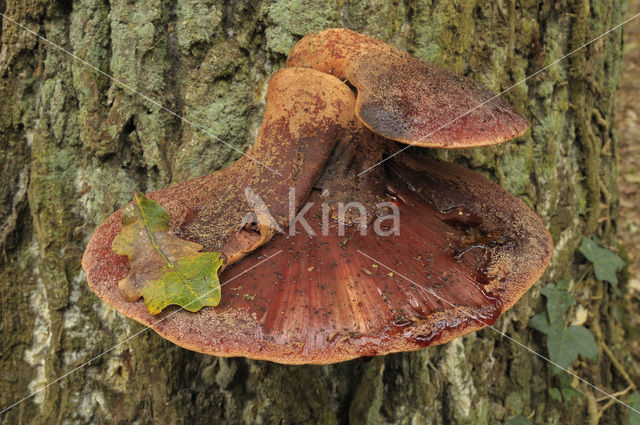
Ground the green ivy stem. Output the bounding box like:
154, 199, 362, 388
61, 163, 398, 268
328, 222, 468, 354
585, 392, 599, 425
601, 344, 638, 391
596, 385, 633, 403
588, 275, 637, 392
576, 264, 594, 287
589, 385, 634, 424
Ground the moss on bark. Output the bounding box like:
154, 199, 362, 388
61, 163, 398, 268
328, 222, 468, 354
0, 0, 635, 424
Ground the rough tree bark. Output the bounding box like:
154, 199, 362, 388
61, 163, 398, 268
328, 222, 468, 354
0, 0, 635, 424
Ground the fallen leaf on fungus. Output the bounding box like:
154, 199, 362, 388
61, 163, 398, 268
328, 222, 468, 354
112, 192, 223, 314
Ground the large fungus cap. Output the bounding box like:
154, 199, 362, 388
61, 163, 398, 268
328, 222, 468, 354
287, 28, 529, 148
84, 154, 552, 364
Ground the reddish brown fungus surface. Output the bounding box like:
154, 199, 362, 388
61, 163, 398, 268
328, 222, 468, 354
287, 28, 528, 147
83, 154, 552, 364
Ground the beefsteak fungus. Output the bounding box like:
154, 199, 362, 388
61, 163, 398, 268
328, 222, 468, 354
83, 29, 552, 364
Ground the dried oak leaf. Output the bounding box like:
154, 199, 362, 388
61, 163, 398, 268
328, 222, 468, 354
111, 192, 223, 314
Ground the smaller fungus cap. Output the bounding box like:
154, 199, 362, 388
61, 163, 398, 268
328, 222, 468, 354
287, 28, 529, 148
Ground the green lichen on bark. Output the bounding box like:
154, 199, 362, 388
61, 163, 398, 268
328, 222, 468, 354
0, 0, 634, 424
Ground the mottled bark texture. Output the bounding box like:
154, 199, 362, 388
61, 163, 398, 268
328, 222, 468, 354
0, 0, 634, 424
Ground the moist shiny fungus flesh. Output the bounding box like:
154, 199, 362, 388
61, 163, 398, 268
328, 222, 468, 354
287, 28, 529, 148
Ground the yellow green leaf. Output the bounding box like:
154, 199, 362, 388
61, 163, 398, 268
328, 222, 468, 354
111, 192, 223, 314
142, 253, 223, 314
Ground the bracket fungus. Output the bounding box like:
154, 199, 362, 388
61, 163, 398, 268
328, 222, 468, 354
82, 29, 553, 364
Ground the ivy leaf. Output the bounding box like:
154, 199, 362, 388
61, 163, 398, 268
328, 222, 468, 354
556, 373, 583, 402
540, 284, 576, 324
528, 311, 557, 335
530, 283, 598, 376
579, 237, 625, 285
556, 277, 570, 290
548, 387, 562, 402
112, 192, 223, 314
547, 326, 599, 375
528, 309, 566, 336
560, 382, 584, 402
549, 375, 584, 404
503, 415, 532, 425
630, 392, 640, 425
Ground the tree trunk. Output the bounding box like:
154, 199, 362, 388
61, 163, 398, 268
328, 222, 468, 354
0, 1, 634, 424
